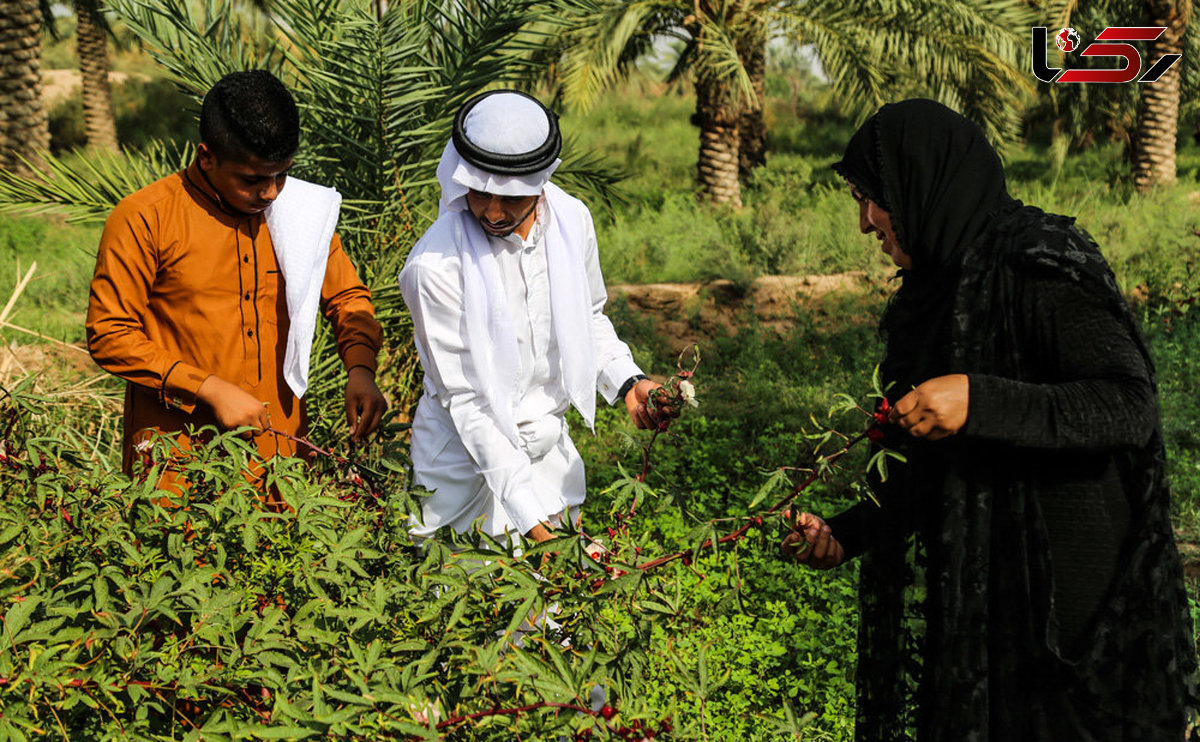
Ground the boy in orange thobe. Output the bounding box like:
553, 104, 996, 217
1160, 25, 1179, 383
87, 70, 386, 479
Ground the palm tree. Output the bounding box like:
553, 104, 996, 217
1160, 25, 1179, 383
1132, 0, 1191, 190
544, 0, 1044, 207
75, 0, 119, 152
0, 0, 50, 174
0, 0, 619, 432
738, 27, 766, 178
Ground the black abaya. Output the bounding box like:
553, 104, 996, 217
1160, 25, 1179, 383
823, 99, 1196, 741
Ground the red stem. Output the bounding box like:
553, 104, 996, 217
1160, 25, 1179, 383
433, 701, 596, 731
267, 427, 344, 462
635, 432, 866, 572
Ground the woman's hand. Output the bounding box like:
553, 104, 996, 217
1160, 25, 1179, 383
782, 512, 846, 570
889, 373, 969, 440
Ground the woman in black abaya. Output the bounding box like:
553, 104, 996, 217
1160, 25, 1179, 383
785, 99, 1196, 741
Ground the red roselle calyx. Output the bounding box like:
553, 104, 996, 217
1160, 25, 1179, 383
869, 398, 892, 437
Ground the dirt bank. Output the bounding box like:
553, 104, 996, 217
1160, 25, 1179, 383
607, 271, 887, 353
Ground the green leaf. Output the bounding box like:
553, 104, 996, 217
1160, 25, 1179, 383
748, 468, 791, 511
239, 726, 319, 740
2, 597, 42, 643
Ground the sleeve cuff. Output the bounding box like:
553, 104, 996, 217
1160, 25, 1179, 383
963, 373, 1014, 441
161, 361, 210, 415
597, 356, 643, 406
341, 343, 379, 375
500, 492, 548, 536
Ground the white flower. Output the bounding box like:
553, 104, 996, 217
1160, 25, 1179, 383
679, 380, 698, 407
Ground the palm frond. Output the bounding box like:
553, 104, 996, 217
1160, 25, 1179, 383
691, 8, 758, 109
552, 135, 629, 212
105, 0, 282, 98
547, 0, 686, 112
774, 0, 1039, 149
0, 141, 192, 224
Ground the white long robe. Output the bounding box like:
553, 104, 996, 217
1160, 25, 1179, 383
400, 194, 641, 539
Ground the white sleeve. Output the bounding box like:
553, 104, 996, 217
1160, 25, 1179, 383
580, 209, 642, 405
399, 254, 546, 534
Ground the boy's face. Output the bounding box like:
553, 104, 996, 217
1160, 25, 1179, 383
197, 143, 293, 215
466, 189, 539, 239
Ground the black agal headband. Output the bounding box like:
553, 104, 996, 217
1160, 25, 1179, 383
451, 90, 562, 176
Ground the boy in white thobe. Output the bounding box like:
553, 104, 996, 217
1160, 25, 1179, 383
399, 90, 663, 544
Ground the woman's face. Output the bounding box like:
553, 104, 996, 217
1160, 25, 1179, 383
851, 186, 913, 270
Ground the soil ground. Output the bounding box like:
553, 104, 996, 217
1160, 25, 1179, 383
607, 271, 888, 355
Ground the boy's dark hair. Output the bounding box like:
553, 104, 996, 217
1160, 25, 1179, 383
199, 70, 299, 162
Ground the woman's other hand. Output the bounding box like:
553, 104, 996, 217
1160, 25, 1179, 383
889, 373, 969, 440
782, 512, 846, 570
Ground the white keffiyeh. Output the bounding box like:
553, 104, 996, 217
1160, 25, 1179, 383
434, 139, 597, 440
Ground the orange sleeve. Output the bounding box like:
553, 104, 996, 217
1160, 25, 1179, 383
320, 233, 383, 374
85, 197, 210, 413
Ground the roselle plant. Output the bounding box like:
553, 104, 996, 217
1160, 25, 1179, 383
584, 364, 904, 579
0, 378, 710, 740
0, 356, 902, 739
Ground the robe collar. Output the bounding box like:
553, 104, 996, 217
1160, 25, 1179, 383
181, 160, 261, 227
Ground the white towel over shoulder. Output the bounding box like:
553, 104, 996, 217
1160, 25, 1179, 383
264, 176, 341, 399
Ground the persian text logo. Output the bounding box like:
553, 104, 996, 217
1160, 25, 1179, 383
1032, 26, 1182, 84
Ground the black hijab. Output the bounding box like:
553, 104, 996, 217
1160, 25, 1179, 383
834, 99, 1015, 394
832, 100, 1196, 741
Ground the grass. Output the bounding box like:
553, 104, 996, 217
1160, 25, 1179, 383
0, 215, 99, 346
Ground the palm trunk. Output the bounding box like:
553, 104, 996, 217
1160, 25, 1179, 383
76, 0, 119, 152
1132, 0, 1189, 191
695, 77, 742, 207
737, 33, 766, 178
0, 0, 49, 174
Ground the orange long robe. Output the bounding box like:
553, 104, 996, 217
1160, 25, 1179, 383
87, 161, 383, 475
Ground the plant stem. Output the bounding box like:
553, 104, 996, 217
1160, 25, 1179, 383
635, 432, 866, 572
434, 701, 596, 731
267, 427, 343, 462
